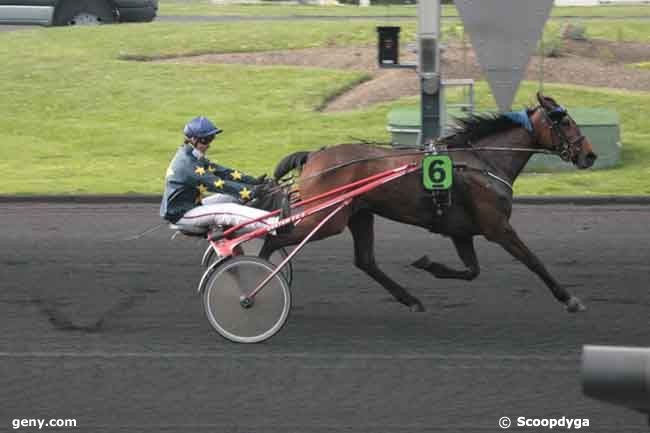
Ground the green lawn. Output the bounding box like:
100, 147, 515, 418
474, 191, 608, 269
0, 21, 648, 195
0, 22, 385, 194
548, 18, 650, 42
159, 1, 650, 18
160, 1, 421, 17
373, 81, 650, 197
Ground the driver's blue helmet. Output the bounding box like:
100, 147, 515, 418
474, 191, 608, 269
183, 116, 222, 139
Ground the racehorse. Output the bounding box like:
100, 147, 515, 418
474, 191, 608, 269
256, 92, 597, 313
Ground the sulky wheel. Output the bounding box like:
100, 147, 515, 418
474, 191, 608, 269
203, 256, 291, 343
53, 0, 115, 26
202, 239, 293, 286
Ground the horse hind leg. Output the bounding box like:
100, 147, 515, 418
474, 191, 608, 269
412, 236, 480, 281
348, 210, 425, 312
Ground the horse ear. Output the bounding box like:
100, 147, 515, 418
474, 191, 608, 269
537, 91, 553, 110
536, 92, 558, 111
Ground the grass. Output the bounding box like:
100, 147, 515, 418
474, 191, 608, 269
158, 0, 650, 44
632, 61, 650, 70
473, 82, 650, 196
558, 19, 650, 42
0, 21, 649, 195
551, 5, 650, 17
391, 81, 650, 195
0, 21, 391, 194
160, 1, 422, 17
159, 1, 650, 18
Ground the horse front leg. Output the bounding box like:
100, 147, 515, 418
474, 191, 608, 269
486, 222, 586, 313
348, 210, 425, 312
412, 236, 480, 280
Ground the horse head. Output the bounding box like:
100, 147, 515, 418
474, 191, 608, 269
529, 92, 597, 169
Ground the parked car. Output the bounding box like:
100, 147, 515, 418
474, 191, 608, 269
0, 0, 158, 26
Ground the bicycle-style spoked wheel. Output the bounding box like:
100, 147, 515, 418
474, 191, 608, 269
202, 239, 293, 286
203, 256, 291, 343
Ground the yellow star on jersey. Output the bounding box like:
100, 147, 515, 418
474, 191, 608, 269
214, 179, 225, 189
197, 184, 208, 195
230, 170, 242, 181
195, 166, 206, 176
165, 166, 175, 178
207, 165, 216, 173
239, 187, 252, 201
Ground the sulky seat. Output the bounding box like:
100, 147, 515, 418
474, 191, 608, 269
168, 224, 209, 237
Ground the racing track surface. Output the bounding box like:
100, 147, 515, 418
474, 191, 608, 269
1, 203, 649, 432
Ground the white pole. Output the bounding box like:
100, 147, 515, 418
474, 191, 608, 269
359, 0, 370, 6
417, 0, 442, 144
418, 0, 440, 39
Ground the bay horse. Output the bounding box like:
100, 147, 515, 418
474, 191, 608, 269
257, 93, 597, 313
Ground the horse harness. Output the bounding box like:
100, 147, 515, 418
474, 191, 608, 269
276, 105, 583, 218
423, 142, 515, 217
417, 106, 586, 216
279, 146, 521, 220
537, 106, 587, 163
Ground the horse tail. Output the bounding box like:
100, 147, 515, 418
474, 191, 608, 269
274, 151, 310, 180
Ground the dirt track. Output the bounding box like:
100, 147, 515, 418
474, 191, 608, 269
2, 203, 649, 432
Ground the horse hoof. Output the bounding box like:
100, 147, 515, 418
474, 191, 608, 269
566, 297, 586, 313
409, 301, 426, 313
411, 256, 431, 270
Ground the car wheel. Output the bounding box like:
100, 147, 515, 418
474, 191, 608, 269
53, 0, 115, 26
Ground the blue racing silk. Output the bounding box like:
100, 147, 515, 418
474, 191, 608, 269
160, 144, 258, 223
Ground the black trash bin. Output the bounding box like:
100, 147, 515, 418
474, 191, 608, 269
377, 26, 400, 66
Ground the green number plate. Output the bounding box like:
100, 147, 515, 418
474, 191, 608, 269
423, 155, 453, 190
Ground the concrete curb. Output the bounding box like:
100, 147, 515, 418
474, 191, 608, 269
1, 195, 650, 205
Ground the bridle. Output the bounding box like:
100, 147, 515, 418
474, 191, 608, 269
537, 105, 587, 162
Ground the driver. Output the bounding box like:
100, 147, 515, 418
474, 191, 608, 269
160, 116, 277, 236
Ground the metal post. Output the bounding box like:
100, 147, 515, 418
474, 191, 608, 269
582, 345, 650, 426
418, 0, 441, 147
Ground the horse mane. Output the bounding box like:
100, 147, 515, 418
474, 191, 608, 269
441, 110, 532, 148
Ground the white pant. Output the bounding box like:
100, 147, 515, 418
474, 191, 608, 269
201, 193, 238, 206
175, 194, 277, 234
